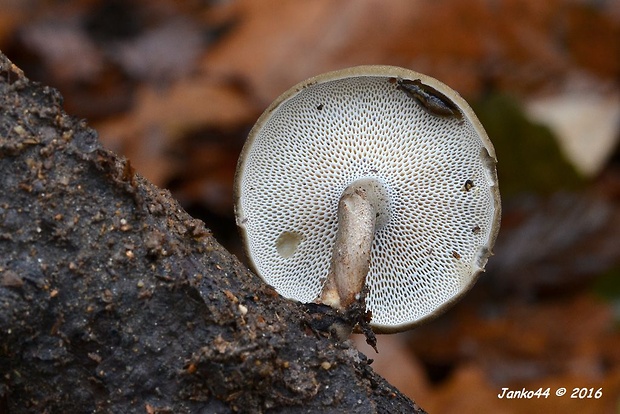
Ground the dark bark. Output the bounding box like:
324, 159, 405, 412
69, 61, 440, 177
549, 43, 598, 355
0, 53, 425, 413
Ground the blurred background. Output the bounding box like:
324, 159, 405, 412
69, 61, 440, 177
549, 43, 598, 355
1, 0, 619, 412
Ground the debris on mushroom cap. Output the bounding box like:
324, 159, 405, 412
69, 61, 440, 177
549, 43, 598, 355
234, 65, 501, 332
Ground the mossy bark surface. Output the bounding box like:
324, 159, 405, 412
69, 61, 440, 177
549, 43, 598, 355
0, 53, 425, 414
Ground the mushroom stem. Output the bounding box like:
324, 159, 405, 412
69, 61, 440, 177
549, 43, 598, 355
320, 182, 377, 310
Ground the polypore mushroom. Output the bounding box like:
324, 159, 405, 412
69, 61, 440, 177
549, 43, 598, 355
234, 65, 500, 333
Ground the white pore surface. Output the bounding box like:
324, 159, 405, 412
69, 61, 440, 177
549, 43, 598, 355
237, 76, 498, 329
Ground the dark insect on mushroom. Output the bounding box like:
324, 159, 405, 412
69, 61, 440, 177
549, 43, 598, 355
472, 225, 481, 234
451, 251, 461, 259
462, 179, 475, 192
396, 78, 462, 119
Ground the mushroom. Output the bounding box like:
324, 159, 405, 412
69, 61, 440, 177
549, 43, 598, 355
234, 65, 500, 333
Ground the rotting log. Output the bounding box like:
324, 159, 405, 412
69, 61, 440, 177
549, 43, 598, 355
0, 53, 425, 413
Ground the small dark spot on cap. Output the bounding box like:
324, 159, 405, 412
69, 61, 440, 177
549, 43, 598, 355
462, 179, 474, 192
451, 251, 461, 259
316, 104, 324, 110
472, 225, 481, 234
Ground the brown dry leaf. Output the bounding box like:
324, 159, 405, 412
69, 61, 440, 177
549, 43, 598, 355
427, 364, 620, 414
492, 372, 620, 414
406, 293, 620, 412
18, 18, 104, 84
96, 77, 255, 186
205, 0, 423, 105
206, 0, 619, 106
423, 364, 513, 414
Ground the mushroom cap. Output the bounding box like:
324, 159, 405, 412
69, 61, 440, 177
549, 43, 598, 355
234, 65, 501, 332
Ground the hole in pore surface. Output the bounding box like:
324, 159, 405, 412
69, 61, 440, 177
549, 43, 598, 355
276, 231, 303, 258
